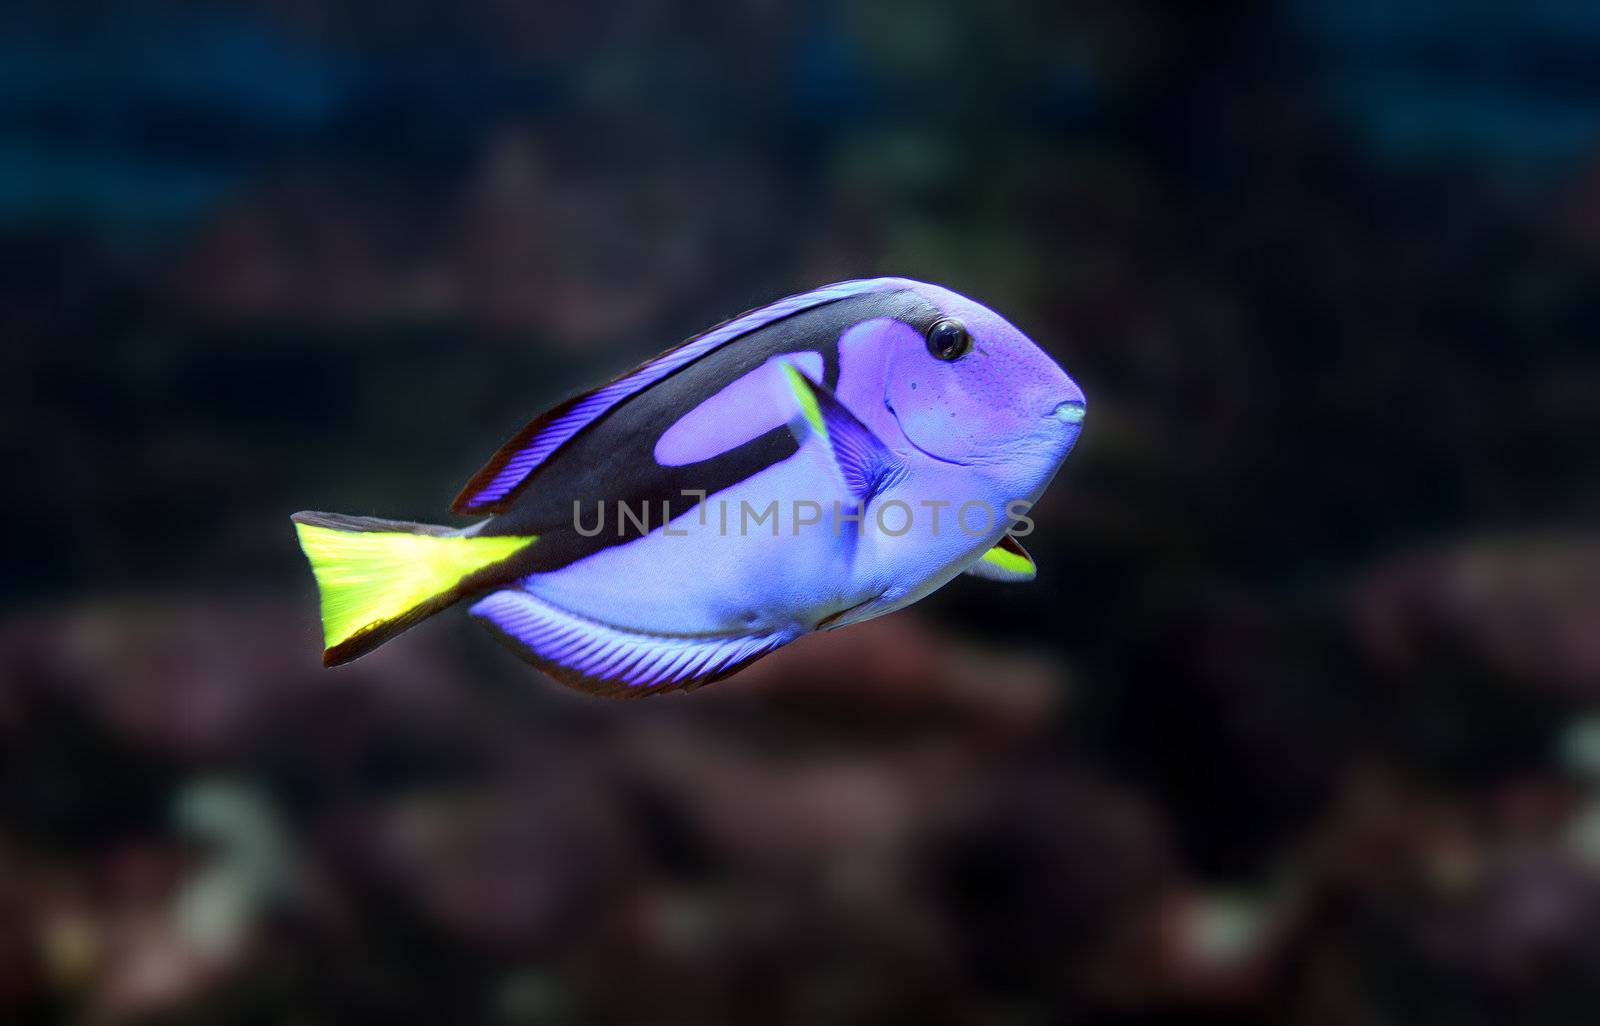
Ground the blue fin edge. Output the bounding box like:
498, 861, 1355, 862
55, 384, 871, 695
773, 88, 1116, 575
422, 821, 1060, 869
470, 588, 796, 697
456, 278, 903, 513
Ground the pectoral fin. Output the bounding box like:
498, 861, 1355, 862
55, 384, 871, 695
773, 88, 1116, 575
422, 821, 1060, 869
965, 534, 1036, 582
779, 361, 901, 500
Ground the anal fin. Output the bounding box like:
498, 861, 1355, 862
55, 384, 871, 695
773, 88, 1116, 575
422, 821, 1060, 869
470, 588, 796, 697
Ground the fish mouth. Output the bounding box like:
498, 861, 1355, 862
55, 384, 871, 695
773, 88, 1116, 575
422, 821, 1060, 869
1051, 399, 1086, 426
883, 396, 973, 467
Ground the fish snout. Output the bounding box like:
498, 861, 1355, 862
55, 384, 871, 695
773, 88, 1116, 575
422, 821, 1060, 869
1038, 368, 1085, 428
1051, 399, 1086, 427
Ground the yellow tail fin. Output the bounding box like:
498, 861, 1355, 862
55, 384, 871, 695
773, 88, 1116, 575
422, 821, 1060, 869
291, 512, 537, 665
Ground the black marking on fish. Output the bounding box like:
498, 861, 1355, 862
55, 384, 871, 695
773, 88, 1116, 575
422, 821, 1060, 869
474, 287, 944, 576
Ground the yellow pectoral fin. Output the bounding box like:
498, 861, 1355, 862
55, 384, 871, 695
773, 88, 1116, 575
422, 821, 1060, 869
780, 361, 828, 439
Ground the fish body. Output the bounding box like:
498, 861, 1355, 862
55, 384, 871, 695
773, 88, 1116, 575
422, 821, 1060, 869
293, 278, 1085, 696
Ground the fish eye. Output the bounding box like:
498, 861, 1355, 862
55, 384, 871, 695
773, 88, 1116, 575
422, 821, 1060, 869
925, 318, 971, 361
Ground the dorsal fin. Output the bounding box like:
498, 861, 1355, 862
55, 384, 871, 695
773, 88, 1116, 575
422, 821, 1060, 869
452, 279, 899, 514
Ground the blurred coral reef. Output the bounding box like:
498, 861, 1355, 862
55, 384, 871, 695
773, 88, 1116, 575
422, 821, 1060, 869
6, 1, 1600, 1024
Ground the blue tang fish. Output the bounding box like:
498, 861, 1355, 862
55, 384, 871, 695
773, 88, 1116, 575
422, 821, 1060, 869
293, 278, 1085, 696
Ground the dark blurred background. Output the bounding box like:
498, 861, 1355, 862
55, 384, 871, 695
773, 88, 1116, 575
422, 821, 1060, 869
7, 1, 1600, 1023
